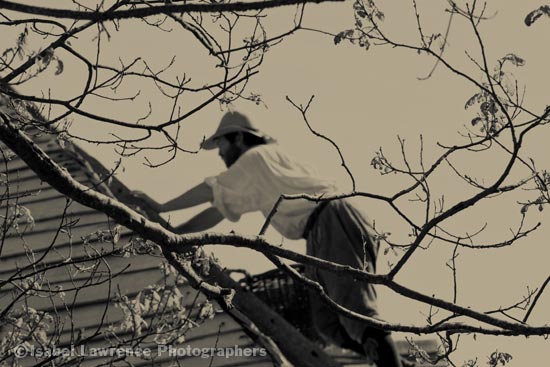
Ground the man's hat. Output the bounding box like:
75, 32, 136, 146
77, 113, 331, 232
201, 111, 276, 150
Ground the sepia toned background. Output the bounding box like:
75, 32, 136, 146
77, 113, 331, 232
6, 0, 550, 365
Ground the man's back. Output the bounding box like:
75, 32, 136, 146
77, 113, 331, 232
205, 144, 338, 239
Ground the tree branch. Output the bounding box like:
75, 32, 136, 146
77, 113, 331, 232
0, 0, 343, 21
2, 113, 550, 338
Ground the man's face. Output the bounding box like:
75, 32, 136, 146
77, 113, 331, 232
216, 135, 242, 168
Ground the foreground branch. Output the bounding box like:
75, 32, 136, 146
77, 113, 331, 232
0, 0, 343, 21
1, 113, 549, 338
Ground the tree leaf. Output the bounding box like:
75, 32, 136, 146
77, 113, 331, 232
500, 53, 525, 67
471, 116, 484, 126
16, 28, 28, 49
55, 58, 64, 75
464, 92, 484, 109
334, 29, 354, 45
525, 5, 550, 26
334, 33, 343, 45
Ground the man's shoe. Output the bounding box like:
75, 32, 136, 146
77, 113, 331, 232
401, 358, 417, 367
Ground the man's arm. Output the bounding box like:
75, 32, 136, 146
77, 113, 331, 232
133, 182, 213, 212
158, 182, 213, 212
173, 206, 224, 234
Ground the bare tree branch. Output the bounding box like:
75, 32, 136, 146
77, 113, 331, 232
0, 0, 344, 21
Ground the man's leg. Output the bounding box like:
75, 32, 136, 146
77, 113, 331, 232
307, 288, 345, 346
308, 199, 404, 366
329, 322, 412, 367
362, 327, 403, 367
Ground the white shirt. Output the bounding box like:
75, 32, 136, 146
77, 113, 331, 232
205, 144, 338, 239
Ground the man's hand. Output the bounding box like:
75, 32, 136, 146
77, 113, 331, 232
131, 190, 161, 212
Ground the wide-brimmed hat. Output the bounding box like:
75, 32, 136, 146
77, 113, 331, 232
201, 111, 276, 150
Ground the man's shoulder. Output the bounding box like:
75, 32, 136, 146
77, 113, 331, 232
232, 144, 288, 173
241, 144, 282, 161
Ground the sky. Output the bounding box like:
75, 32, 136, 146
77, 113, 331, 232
3, 0, 550, 365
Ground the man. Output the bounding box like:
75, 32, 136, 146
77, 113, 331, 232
134, 111, 405, 367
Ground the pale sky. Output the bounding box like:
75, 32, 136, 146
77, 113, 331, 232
4, 0, 550, 365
